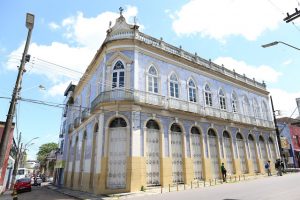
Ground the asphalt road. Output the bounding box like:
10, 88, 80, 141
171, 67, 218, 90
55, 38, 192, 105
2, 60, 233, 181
10, 185, 76, 200
130, 173, 300, 200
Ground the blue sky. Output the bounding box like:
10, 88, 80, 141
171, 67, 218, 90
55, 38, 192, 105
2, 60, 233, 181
1, 0, 300, 159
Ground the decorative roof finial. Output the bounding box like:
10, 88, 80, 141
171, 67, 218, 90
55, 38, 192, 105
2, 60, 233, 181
119, 7, 124, 16
134, 16, 137, 25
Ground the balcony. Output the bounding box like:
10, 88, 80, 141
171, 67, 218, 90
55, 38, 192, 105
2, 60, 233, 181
74, 117, 80, 128
81, 108, 90, 122
91, 89, 274, 129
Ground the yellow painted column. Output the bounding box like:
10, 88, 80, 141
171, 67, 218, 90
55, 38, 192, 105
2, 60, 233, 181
246, 158, 254, 175
258, 159, 265, 174
183, 157, 194, 183
128, 157, 146, 192
202, 157, 211, 181
161, 157, 172, 186
98, 157, 108, 194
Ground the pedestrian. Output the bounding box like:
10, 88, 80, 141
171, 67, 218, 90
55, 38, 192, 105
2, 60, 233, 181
265, 160, 271, 176
221, 162, 227, 182
280, 160, 285, 174
275, 159, 282, 176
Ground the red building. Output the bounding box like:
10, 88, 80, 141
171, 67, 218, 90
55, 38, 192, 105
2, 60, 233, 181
0, 121, 15, 193
290, 123, 300, 167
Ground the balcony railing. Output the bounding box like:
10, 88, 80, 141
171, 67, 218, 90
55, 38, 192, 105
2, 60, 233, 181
90, 89, 274, 129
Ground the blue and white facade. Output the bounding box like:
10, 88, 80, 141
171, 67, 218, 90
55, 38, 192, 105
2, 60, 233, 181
59, 14, 279, 194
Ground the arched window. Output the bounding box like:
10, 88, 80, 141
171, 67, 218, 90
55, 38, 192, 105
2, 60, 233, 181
147, 66, 158, 93
109, 117, 127, 127
146, 119, 160, 130
169, 73, 179, 98
112, 60, 125, 88
242, 96, 251, 116
231, 92, 238, 113
253, 98, 261, 118
219, 89, 226, 110
204, 84, 212, 107
188, 79, 197, 102
170, 123, 183, 183
170, 123, 182, 132
261, 101, 269, 120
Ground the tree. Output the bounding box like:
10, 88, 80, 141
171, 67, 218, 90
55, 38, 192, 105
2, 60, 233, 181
37, 142, 58, 168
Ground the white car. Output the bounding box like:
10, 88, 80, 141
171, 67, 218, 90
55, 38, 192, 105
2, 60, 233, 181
31, 176, 42, 186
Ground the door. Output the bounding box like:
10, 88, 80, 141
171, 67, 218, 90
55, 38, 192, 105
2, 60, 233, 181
224, 137, 234, 174
209, 135, 219, 179
259, 138, 268, 165
171, 131, 183, 183
191, 132, 203, 180
249, 139, 259, 172
107, 128, 127, 189
146, 129, 160, 185
237, 139, 247, 173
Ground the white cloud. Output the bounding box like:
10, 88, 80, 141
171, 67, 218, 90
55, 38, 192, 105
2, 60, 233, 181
5, 6, 141, 97
49, 22, 60, 30
47, 81, 71, 97
282, 59, 293, 66
62, 6, 139, 49
214, 57, 281, 83
171, 0, 298, 41
269, 88, 300, 117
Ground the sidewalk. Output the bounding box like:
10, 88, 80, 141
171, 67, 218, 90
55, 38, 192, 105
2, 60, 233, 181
0, 190, 12, 200
46, 173, 277, 200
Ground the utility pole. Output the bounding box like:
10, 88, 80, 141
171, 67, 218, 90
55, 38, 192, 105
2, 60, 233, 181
270, 96, 283, 158
283, 8, 300, 23
0, 13, 34, 178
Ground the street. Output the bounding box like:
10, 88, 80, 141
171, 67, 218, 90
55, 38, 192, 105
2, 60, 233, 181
0, 185, 76, 200
131, 173, 300, 200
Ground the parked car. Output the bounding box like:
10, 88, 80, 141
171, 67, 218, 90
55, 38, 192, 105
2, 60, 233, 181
14, 178, 31, 193
31, 176, 42, 186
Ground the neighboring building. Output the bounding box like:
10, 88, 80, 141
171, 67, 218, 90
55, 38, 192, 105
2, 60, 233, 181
0, 122, 15, 193
277, 117, 300, 168
60, 14, 278, 194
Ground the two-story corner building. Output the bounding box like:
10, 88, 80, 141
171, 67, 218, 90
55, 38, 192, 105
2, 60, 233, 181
60, 13, 279, 195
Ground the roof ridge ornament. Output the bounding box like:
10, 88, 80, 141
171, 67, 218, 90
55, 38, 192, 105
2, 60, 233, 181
119, 7, 124, 16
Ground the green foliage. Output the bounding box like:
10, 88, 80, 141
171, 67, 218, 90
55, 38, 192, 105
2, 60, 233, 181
36, 142, 58, 166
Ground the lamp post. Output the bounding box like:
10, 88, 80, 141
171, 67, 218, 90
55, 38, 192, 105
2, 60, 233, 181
0, 13, 35, 177
262, 41, 300, 51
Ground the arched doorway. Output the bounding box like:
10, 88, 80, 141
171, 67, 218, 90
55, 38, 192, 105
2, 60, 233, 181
248, 134, 259, 173
236, 133, 247, 174
107, 117, 128, 189
90, 123, 98, 189
259, 136, 268, 166
191, 127, 203, 180
146, 119, 160, 185
71, 136, 78, 188
208, 129, 219, 179
170, 123, 183, 183
78, 132, 87, 187
268, 137, 277, 165
223, 131, 234, 175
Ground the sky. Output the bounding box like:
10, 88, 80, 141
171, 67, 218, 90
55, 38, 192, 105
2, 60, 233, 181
1, 0, 300, 160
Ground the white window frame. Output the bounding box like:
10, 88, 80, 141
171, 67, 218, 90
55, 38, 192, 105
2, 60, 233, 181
219, 89, 226, 110
112, 60, 125, 89
188, 78, 197, 102
253, 98, 261, 119
242, 95, 250, 116
231, 92, 238, 113
169, 73, 179, 98
204, 84, 212, 107
147, 65, 159, 93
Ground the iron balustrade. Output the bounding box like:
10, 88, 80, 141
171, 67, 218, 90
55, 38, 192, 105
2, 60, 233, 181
90, 89, 274, 129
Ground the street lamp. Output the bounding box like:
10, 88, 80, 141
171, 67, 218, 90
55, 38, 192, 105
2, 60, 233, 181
0, 13, 35, 177
262, 41, 300, 51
